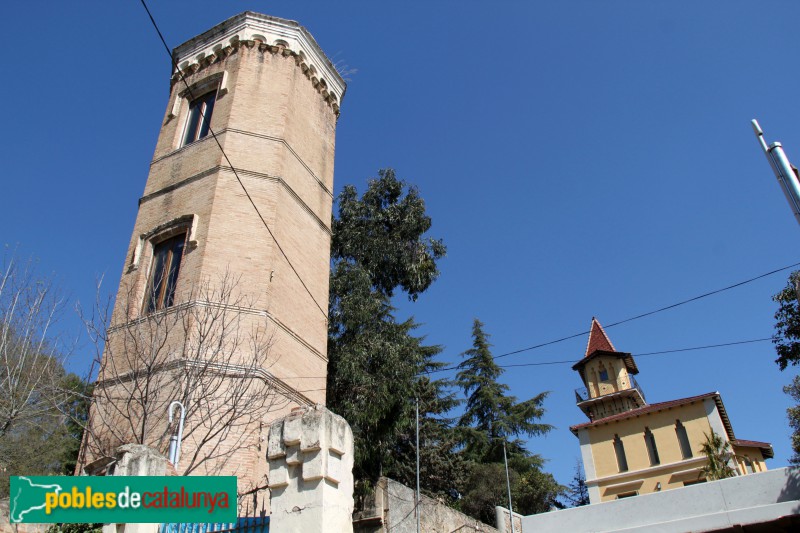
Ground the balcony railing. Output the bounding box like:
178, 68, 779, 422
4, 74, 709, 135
575, 374, 646, 404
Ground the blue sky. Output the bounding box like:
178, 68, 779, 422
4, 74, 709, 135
4, 1, 800, 490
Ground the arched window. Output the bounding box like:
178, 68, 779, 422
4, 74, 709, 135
613, 434, 628, 472
599, 362, 609, 382
675, 420, 692, 459
644, 427, 660, 466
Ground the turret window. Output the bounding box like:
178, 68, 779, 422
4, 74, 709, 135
183, 90, 217, 145
675, 420, 693, 459
644, 427, 660, 465
613, 434, 628, 472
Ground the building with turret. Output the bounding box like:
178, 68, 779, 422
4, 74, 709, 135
571, 318, 773, 504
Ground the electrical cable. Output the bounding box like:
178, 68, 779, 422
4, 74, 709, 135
494, 337, 772, 369
491, 260, 800, 361
138, 0, 328, 320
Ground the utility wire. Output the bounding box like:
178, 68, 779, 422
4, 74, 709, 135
138, 0, 328, 319
491, 260, 800, 361
494, 337, 772, 369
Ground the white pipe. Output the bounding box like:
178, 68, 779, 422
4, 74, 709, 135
168, 401, 186, 469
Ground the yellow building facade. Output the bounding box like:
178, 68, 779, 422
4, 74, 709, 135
571, 319, 773, 503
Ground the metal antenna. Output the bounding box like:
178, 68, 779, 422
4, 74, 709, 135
752, 119, 800, 227
503, 439, 516, 533
416, 397, 421, 533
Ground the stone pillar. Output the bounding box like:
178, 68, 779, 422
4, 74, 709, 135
267, 405, 354, 532
102, 445, 168, 533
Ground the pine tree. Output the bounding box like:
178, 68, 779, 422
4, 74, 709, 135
562, 460, 590, 507
327, 169, 455, 491
456, 319, 562, 519
456, 319, 552, 464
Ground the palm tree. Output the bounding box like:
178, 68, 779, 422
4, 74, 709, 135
699, 429, 737, 481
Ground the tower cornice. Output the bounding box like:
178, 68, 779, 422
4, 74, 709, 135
172, 11, 346, 115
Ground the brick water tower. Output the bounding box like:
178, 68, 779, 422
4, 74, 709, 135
80, 12, 345, 512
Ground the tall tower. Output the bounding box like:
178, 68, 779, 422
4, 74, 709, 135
81, 12, 345, 505
573, 318, 646, 421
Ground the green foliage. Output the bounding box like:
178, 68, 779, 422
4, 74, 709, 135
772, 271, 800, 370
455, 319, 562, 518
0, 254, 90, 496
562, 460, 590, 507
331, 168, 446, 301
784, 375, 800, 465
46, 523, 103, 533
699, 429, 736, 481
327, 169, 455, 490
771, 272, 800, 462
458, 462, 562, 525
456, 319, 552, 464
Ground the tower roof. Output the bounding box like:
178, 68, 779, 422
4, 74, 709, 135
173, 12, 346, 107
572, 317, 638, 376
585, 317, 616, 356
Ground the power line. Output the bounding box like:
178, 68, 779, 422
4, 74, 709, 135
494, 337, 772, 370
137, 0, 328, 319
491, 260, 800, 361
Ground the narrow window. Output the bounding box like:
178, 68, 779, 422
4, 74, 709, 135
599, 369, 609, 381
644, 427, 660, 465
613, 434, 628, 472
675, 420, 692, 459
145, 233, 186, 312
744, 457, 755, 474
183, 90, 217, 145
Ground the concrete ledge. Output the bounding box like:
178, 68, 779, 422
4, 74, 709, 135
522, 467, 800, 533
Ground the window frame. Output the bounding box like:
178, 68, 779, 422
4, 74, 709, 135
675, 419, 693, 459
143, 232, 187, 313
613, 434, 629, 472
182, 89, 217, 146
644, 427, 660, 466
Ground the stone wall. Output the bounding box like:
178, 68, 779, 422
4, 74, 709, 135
354, 477, 499, 533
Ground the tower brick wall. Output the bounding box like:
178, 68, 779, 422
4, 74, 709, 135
80, 12, 345, 512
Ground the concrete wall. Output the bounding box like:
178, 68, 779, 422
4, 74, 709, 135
354, 477, 499, 533
522, 467, 800, 533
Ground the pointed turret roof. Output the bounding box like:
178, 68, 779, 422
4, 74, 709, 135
572, 317, 638, 376
584, 317, 616, 357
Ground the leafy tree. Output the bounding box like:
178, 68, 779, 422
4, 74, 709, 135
699, 429, 736, 481
386, 375, 466, 502
784, 375, 800, 465
327, 169, 454, 490
771, 271, 800, 370
455, 319, 562, 518
0, 253, 87, 496
771, 272, 800, 463
331, 168, 446, 302
562, 460, 590, 507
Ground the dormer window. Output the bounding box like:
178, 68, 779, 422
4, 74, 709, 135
183, 90, 217, 145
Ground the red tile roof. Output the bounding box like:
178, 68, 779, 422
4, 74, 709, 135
570, 392, 722, 433
585, 317, 616, 356
732, 439, 775, 459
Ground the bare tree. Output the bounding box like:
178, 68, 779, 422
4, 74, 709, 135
0, 252, 80, 496
79, 271, 296, 488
